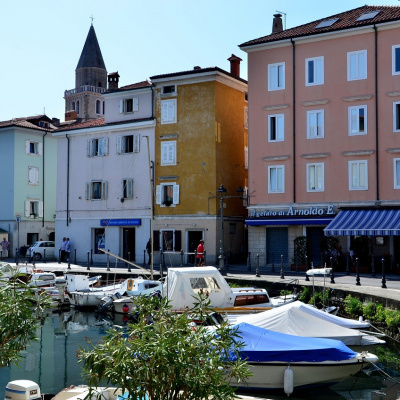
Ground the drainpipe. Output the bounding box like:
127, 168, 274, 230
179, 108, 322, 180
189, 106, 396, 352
291, 38, 296, 203
42, 131, 48, 229
151, 84, 155, 118
374, 24, 379, 202
66, 134, 70, 226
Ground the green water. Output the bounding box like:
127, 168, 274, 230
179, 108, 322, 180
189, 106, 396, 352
1, 309, 399, 400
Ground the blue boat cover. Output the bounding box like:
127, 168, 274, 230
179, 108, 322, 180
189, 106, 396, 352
230, 323, 358, 363
324, 209, 400, 236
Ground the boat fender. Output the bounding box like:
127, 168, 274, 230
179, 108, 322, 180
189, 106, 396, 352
122, 304, 130, 313
284, 365, 294, 396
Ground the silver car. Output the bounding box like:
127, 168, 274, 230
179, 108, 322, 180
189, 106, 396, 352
26, 241, 56, 261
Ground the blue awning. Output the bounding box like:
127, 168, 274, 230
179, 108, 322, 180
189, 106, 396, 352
246, 217, 334, 226
324, 209, 400, 236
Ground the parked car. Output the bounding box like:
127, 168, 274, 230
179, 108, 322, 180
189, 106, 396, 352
26, 241, 56, 261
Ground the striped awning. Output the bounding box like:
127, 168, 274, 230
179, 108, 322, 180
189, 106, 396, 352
324, 209, 400, 236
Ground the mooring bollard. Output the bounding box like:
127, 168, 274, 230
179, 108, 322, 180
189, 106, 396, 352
305, 255, 310, 282
87, 251, 90, 270
58, 248, 61, 264
247, 251, 252, 271
280, 254, 285, 279
74, 249, 77, 264
256, 253, 260, 277
330, 257, 335, 284
128, 252, 131, 272
356, 257, 361, 286
90, 249, 93, 265
381, 258, 387, 289
107, 249, 110, 271
43, 249, 46, 263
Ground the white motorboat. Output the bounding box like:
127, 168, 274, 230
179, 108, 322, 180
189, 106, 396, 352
163, 266, 298, 313
99, 278, 163, 314
229, 300, 385, 350
67, 275, 137, 308
226, 322, 378, 394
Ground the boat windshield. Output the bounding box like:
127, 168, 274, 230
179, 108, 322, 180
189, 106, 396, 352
190, 277, 221, 291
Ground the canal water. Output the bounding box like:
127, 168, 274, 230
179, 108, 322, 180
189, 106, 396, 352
1, 308, 400, 400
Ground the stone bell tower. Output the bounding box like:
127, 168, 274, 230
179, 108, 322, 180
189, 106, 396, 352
64, 23, 107, 121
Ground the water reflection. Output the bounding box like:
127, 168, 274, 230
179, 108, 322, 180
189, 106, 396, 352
0, 309, 400, 400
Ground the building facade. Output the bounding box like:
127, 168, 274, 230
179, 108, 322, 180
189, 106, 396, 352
0, 115, 57, 256
54, 80, 155, 265
150, 59, 248, 266
241, 6, 400, 272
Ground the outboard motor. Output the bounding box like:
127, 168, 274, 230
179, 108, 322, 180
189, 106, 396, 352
97, 295, 115, 313
5, 380, 41, 400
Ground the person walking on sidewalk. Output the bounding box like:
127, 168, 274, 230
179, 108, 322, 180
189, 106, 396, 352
196, 239, 205, 266
1, 238, 10, 259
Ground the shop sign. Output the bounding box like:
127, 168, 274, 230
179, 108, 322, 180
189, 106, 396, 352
250, 205, 336, 218
100, 219, 141, 226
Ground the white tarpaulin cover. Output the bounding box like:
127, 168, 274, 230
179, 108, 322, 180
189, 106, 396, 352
233, 301, 383, 346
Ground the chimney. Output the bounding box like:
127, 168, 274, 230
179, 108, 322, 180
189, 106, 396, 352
193, 66, 201, 70
272, 13, 283, 34
52, 118, 60, 127
108, 72, 120, 91
228, 54, 242, 78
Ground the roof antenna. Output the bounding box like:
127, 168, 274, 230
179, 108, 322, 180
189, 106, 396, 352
90, 15, 95, 25
276, 10, 286, 30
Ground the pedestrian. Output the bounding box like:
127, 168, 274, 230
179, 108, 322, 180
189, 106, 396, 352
65, 238, 71, 262
196, 239, 205, 266
1, 237, 10, 259
146, 238, 152, 265
60, 237, 67, 262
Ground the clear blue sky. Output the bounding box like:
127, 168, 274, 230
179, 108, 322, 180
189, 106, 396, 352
1, 0, 399, 122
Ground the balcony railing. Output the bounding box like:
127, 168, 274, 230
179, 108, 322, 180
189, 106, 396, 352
64, 85, 107, 97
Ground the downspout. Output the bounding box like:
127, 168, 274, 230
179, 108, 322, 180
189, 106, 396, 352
42, 131, 48, 228
66, 134, 70, 226
151, 84, 155, 118
374, 24, 380, 201
291, 38, 296, 203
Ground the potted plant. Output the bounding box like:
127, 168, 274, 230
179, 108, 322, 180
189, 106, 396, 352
292, 236, 311, 270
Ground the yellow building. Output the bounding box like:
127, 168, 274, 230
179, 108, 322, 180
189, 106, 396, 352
150, 56, 248, 267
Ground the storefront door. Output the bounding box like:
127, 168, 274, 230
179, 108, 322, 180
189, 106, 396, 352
266, 228, 288, 266
122, 228, 135, 262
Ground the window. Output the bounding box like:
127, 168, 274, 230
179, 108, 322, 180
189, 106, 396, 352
393, 45, 400, 75
394, 159, 400, 189
268, 114, 284, 142
307, 163, 324, 192
305, 57, 324, 86
158, 230, 181, 251
348, 106, 367, 135
86, 181, 108, 200
268, 165, 284, 193
96, 99, 101, 114
39, 121, 50, 128
268, 62, 285, 91
315, 18, 339, 29
307, 110, 324, 138
94, 228, 105, 254
156, 183, 180, 206
162, 85, 176, 94
76, 101, 80, 114
119, 97, 139, 113
26, 140, 42, 155
161, 141, 176, 165
244, 107, 248, 129
393, 101, 400, 132
347, 50, 367, 81
116, 134, 140, 154
87, 138, 109, 157
28, 166, 39, 185
161, 99, 177, 124
349, 160, 368, 190
25, 200, 43, 218
122, 178, 134, 199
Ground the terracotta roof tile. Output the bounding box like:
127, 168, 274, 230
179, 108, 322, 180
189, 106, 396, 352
0, 115, 57, 131
240, 5, 400, 48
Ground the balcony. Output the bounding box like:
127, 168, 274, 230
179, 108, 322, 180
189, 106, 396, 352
64, 85, 107, 97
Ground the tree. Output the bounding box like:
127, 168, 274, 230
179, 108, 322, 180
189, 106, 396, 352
0, 270, 50, 368
78, 293, 251, 400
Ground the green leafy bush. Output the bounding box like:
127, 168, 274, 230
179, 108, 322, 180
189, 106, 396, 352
362, 302, 376, 321
384, 309, 400, 329
343, 294, 363, 318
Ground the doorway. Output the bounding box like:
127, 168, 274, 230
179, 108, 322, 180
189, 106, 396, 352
187, 231, 203, 265
122, 228, 136, 262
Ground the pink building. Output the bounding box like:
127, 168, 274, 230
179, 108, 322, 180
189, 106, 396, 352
240, 6, 400, 273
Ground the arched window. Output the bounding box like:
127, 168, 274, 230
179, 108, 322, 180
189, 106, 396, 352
96, 99, 101, 114
102, 101, 105, 115
72, 101, 76, 111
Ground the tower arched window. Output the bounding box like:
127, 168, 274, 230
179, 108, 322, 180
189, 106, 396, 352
76, 101, 80, 114
72, 102, 76, 111
96, 99, 101, 114
102, 101, 105, 115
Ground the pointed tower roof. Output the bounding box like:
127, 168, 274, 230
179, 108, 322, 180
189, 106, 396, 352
76, 25, 106, 70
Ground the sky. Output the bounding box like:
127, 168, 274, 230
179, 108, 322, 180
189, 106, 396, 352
1, 0, 400, 122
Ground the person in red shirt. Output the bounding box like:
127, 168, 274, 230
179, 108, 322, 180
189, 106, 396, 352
196, 239, 205, 266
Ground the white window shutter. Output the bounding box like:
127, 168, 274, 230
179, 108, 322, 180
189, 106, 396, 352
133, 134, 140, 153
28, 167, 34, 184
87, 139, 92, 157
133, 97, 139, 112
156, 185, 161, 204
119, 100, 124, 113
38, 202, 44, 218
103, 138, 109, 155
161, 143, 168, 164
161, 102, 169, 123
244, 146, 248, 169
116, 136, 122, 154
25, 140, 30, 154
25, 201, 30, 217
85, 183, 91, 200
169, 142, 176, 164
173, 184, 180, 204
102, 181, 108, 199
126, 179, 133, 198
38, 142, 43, 155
